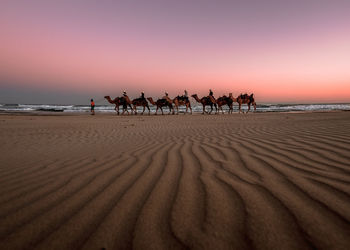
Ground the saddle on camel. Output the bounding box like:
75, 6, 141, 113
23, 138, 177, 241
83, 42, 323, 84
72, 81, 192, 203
236, 93, 256, 113
147, 97, 174, 115
191, 94, 217, 114
104, 95, 130, 115
217, 93, 235, 114
163, 91, 192, 115
131, 91, 150, 115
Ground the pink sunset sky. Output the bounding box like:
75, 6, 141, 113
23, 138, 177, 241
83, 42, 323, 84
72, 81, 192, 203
1, 0, 350, 104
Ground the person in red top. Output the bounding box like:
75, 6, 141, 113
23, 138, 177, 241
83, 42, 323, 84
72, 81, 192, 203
90, 99, 95, 115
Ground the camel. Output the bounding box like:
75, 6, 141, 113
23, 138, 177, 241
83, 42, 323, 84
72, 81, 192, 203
104, 96, 130, 115
172, 95, 192, 114
191, 94, 217, 114
131, 97, 150, 115
236, 93, 256, 113
118, 93, 135, 114
216, 93, 236, 114
147, 97, 174, 115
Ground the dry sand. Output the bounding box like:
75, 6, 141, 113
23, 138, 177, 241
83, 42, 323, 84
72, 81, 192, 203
0, 112, 349, 250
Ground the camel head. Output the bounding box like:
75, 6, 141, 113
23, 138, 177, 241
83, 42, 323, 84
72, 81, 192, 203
147, 97, 156, 105
104, 96, 114, 104
191, 94, 200, 102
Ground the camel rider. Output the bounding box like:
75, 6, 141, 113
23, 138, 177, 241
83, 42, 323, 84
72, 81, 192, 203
163, 91, 169, 99
182, 90, 188, 101
209, 89, 216, 103
123, 90, 127, 97
140, 91, 145, 100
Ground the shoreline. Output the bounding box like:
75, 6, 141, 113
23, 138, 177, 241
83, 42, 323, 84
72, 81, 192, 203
1, 109, 349, 116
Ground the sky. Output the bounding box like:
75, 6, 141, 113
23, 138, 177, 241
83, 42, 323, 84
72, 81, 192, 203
1, 0, 350, 104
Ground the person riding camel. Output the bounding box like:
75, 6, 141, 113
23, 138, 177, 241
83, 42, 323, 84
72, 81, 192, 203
140, 91, 145, 100
208, 89, 216, 103
123, 90, 127, 97
182, 90, 189, 101
163, 91, 169, 99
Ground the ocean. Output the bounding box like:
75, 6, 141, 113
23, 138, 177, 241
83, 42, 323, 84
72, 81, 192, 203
1, 103, 350, 113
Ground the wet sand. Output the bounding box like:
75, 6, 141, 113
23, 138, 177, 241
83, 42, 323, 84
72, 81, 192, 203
0, 112, 349, 250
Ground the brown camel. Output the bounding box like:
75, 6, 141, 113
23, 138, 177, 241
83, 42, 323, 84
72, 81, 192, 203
191, 94, 217, 114
172, 95, 192, 114
147, 97, 174, 115
216, 93, 235, 114
121, 93, 135, 114
131, 97, 150, 115
104, 96, 129, 115
236, 93, 256, 113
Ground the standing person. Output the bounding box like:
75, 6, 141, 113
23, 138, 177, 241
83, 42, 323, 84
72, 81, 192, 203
90, 99, 95, 115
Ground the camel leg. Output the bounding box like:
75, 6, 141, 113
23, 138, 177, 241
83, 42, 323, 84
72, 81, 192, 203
209, 104, 213, 114
247, 104, 250, 114
202, 104, 205, 114
160, 107, 164, 115
147, 105, 150, 115
141, 106, 145, 115
189, 104, 192, 114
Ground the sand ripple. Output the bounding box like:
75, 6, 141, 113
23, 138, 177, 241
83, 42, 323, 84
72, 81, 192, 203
0, 112, 349, 250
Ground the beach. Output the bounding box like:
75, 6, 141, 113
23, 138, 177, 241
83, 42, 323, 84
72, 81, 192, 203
0, 111, 349, 250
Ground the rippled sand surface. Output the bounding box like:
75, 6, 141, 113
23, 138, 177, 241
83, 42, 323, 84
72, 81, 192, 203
0, 112, 349, 250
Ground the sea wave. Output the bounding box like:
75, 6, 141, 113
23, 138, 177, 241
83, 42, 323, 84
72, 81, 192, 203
0, 103, 349, 113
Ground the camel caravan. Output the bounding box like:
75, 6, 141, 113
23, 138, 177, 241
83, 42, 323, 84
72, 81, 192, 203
104, 89, 256, 115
